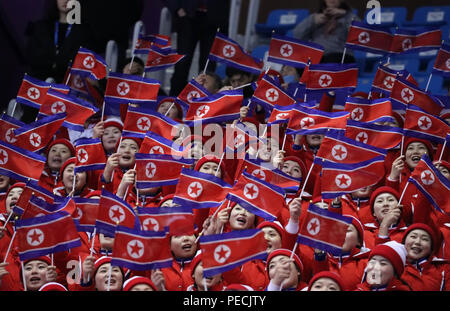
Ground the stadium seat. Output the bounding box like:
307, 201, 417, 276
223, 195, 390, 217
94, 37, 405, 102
255, 9, 309, 37
442, 25, 450, 43
353, 51, 384, 77
387, 56, 421, 76
356, 77, 373, 93
402, 6, 450, 27
215, 62, 227, 79
251, 45, 270, 61
363, 7, 407, 27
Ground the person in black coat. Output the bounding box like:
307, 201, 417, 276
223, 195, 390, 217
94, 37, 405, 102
163, 0, 230, 96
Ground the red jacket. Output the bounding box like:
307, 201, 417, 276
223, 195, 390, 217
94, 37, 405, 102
312, 247, 370, 291
38, 167, 63, 193
363, 220, 408, 250
0, 216, 23, 291
222, 259, 268, 291
401, 258, 450, 291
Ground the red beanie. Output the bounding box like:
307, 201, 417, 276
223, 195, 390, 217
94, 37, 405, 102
369, 186, 400, 212
257, 220, 286, 242
266, 248, 303, 276
116, 136, 142, 150
122, 276, 157, 291
24, 255, 52, 266
369, 241, 407, 276
283, 156, 307, 179
103, 118, 124, 131
402, 222, 438, 253
6, 182, 26, 197
85, 190, 102, 199
59, 157, 77, 177
157, 97, 184, 120
158, 194, 175, 207
308, 271, 346, 291
344, 214, 365, 245
402, 137, 434, 160
38, 282, 68, 291
434, 160, 450, 173
46, 138, 75, 157
194, 155, 226, 177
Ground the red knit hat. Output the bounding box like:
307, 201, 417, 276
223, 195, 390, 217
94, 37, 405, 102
194, 155, 226, 177
266, 248, 303, 275
257, 221, 286, 242
46, 138, 75, 157
59, 157, 76, 177
402, 137, 434, 160
24, 255, 52, 266
85, 190, 102, 199
434, 160, 450, 173
369, 186, 400, 212
402, 222, 438, 254
103, 118, 124, 131
38, 282, 68, 291
157, 97, 184, 120
158, 194, 175, 207
6, 182, 26, 198
308, 271, 346, 291
283, 156, 307, 179
116, 136, 142, 150
344, 214, 364, 245
122, 276, 157, 291
369, 241, 407, 276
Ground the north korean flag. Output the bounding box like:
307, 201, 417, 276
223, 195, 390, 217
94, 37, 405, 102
432, 43, 450, 77
235, 154, 302, 192
134, 34, 170, 54
104, 72, 160, 105
13, 113, 66, 153
320, 155, 386, 199
208, 32, 263, 75
39, 88, 99, 132
0, 114, 25, 145
70, 47, 108, 80
95, 189, 140, 237
267, 104, 297, 126
111, 226, 173, 271
144, 46, 185, 72
72, 197, 99, 233
0, 140, 45, 183
122, 105, 181, 140
177, 79, 212, 104
184, 90, 243, 127
371, 64, 417, 96
172, 168, 232, 209
15, 211, 81, 261
226, 171, 285, 221
267, 34, 324, 68
224, 122, 261, 157
13, 180, 57, 217
286, 105, 349, 135
403, 104, 449, 144
251, 75, 296, 111
134, 154, 194, 189
137, 206, 195, 236
300, 63, 358, 91
344, 97, 394, 124
345, 21, 394, 54
390, 77, 444, 116
315, 130, 387, 165
389, 26, 442, 54
345, 119, 404, 150
408, 154, 450, 215
74, 138, 107, 173
139, 131, 184, 156
15, 74, 70, 109
297, 204, 352, 256
19, 196, 76, 220
199, 229, 268, 277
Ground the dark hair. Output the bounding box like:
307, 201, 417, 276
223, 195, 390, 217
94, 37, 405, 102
204, 71, 223, 91
225, 66, 253, 79
123, 57, 144, 68
318, 0, 351, 13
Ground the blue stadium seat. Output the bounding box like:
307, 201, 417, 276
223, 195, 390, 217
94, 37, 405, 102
215, 62, 227, 79
387, 56, 421, 75
353, 51, 384, 77
403, 6, 450, 27
363, 7, 407, 27
442, 25, 450, 43
255, 9, 309, 37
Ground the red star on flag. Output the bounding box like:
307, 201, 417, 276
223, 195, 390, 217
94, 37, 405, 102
336, 175, 350, 187
128, 241, 142, 256
110, 207, 123, 222
215, 246, 229, 261
28, 229, 42, 243
0, 150, 8, 164
189, 183, 202, 196
245, 184, 258, 198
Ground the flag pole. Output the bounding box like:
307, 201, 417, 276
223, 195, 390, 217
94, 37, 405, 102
21, 261, 27, 291
107, 264, 112, 291
297, 163, 315, 199
341, 48, 347, 64
2, 230, 16, 264
215, 152, 225, 177
438, 140, 447, 162
425, 73, 433, 92
397, 181, 409, 206
233, 82, 252, 90
1, 211, 13, 230
195, 199, 229, 243
164, 102, 176, 117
